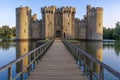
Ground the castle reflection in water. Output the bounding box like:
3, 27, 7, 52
72, 41, 103, 74
16, 40, 37, 73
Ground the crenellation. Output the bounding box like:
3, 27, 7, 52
87, 5, 92, 11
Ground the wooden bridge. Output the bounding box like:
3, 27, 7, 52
0, 39, 120, 80
28, 40, 87, 80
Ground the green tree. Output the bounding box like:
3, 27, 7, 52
2, 25, 10, 37
103, 27, 114, 39
11, 27, 16, 36
0, 26, 16, 39
113, 22, 120, 40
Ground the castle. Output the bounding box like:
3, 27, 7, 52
16, 5, 103, 40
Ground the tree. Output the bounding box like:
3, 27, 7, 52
103, 27, 114, 39
113, 21, 120, 40
0, 26, 16, 39
2, 25, 10, 38
11, 27, 16, 36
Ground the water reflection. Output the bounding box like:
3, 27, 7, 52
16, 40, 37, 76
0, 41, 16, 50
114, 41, 120, 56
86, 41, 103, 73
103, 40, 120, 57
74, 41, 103, 79
16, 41, 29, 73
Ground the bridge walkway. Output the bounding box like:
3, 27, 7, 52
27, 40, 87, 80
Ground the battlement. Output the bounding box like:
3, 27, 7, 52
61, 6, 76, 13
16, 6, 31, 15
17, 6, 31, 11
41, 6, 76, 13
41, 6, 56, 13
87, 5, 103, 12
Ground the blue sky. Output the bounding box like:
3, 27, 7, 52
0, 0, 120, 28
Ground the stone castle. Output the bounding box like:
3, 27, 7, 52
16, 5, 103, 40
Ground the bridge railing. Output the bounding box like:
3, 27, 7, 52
0, 40, 54, 80
63, 40, 120, 80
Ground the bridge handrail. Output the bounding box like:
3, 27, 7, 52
63, 40, 120, 80
0, 40, 54, 80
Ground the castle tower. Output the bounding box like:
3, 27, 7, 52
54, 8, 62, 38
16, 6, 31, 40
61, 7, 76, 39
41, 6, 56, 39
86, 5, 103, 40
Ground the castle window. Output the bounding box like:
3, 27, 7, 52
68, 22, 70, 25
51, 11, 53, 13
24, 48, 26, 52
58, 22, 59, 25
25, 22, 27, 25
99, 23, 101, 26
24, 29, 26, 33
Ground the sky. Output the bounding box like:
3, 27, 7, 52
0, 0, 120, 28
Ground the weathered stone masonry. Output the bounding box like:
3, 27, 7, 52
16, 5, 103, 40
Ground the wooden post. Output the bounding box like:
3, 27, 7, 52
20, 60, 23, 80
79, 60, 81, 69
90, 61, 93, 80
33, 51, 36, 70
100, 66, 104, 80
8, 67, 12, 80
28, 55, 31, 76
36, 50, 39, 64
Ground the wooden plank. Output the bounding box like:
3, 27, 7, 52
27, 40, 87, 80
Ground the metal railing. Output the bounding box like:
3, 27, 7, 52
0, 40, 54, 80
63, 40, 120, 80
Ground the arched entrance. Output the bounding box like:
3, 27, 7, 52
56, 30, 61, 38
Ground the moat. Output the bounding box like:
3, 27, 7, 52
0, 40, 120, 80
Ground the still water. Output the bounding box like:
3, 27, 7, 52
0, 41, 38, 80
0, 40, 120, 80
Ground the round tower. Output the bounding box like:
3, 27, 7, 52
16, 6, 31, 40
86, 5, 103, 41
